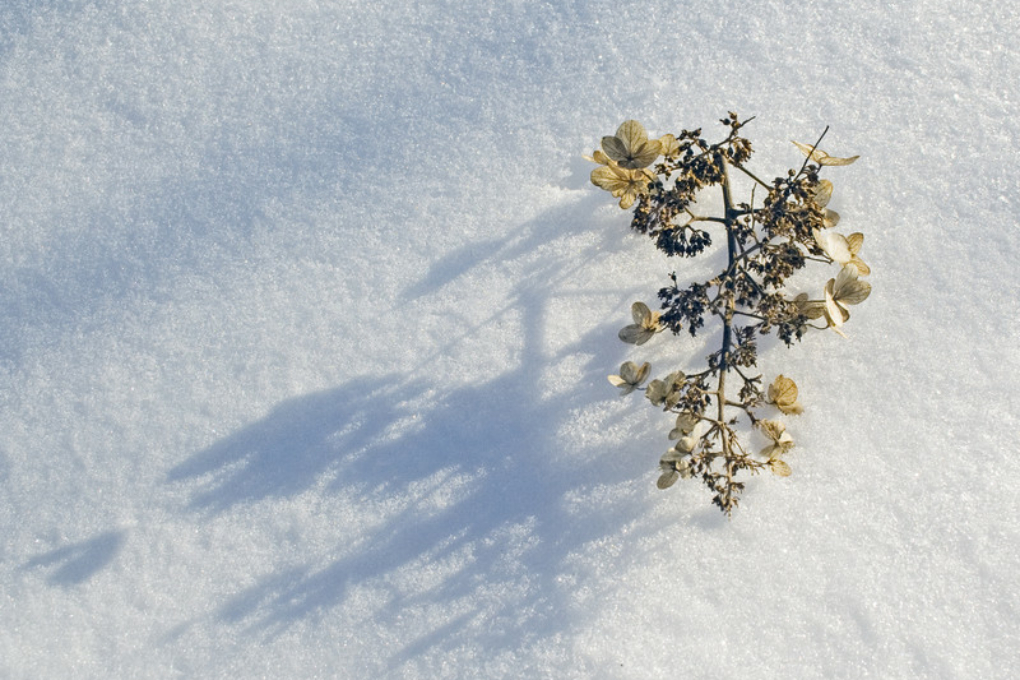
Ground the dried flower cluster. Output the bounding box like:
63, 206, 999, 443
594, 114, 870, 515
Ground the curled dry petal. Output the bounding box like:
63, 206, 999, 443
792, 140, 860, 166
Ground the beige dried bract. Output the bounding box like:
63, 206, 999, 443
811, 180, 841, 228
813, 228, 870, 276
792, 140, 860, 166
768, 375, 803, 415
668, 412, 699, 439
823, 265, 872, 335
794, 292, 826, 320
768, 458, 792, 477
602, 120, 663, 169
659, 133, 680, 159
618, 301, 663, 345
590, 161, 654, 210
645, 371, 685, 409
758, 419, 794, 460
608, 361, 651, 395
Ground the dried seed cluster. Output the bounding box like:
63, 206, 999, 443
595, 113, 870, 515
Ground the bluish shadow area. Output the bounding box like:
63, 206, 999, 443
167, 201, 657, 665
21, 530, 125, 586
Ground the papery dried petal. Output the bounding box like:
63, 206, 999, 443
812, 180, 833, 209
768, 375, 803, 415
792, 140, 859, 166
814, 228, 852, 264
769, 459, 792, 477
657, 467, 680, 489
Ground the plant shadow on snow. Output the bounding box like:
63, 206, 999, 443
166, 199, 708, 663
20, 530, 126, 587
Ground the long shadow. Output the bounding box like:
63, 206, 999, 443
167, 200, 659, 663
20, 530, 126, 586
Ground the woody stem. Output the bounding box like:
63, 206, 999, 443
717, 154, 738, 466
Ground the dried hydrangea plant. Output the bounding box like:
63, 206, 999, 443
593, 113, 870, 515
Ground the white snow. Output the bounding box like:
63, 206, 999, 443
2, 0, 1019, 677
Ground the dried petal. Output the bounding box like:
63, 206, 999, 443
769, 459, 792, 477
831, 266, 871, 305
812, 180, 833, 209
659, 133, 680, 158
794, 292, 826, 320
668, 412, 699, 439
608, 361, 651, 395
768, 375, 803, 415
813, 228, 852, 264
792, 140, 859, 166
657, 468, 680, 489
602, 120, 663, 169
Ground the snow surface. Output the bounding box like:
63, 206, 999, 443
2, 0, 1019, 677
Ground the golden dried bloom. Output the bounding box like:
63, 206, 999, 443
590, 160, 654, 209
792, 140, 860, 166
618, 301, 663, 345
758, 419, 794, 460
608, 361, 651, 395
823, 265, 872, 336
813, 228, 870, 276
601, 120, 663, 169
768, 375, 803, 415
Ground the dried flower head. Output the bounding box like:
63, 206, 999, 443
593, 114, 869, 513
601, 120, 663, 169
608, 361, 651, 395
618, 301, 663, 345
768, 375, 803, 415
